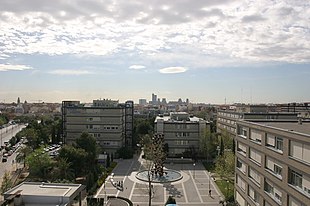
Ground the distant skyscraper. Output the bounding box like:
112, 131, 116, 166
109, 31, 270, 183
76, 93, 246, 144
162, 98, 167, 105
152, 93, 157, 104
139, 99, 147, 105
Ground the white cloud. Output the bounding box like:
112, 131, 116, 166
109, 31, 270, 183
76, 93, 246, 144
0, 0, 309, 65
48, 69, 92, 75
129, 65, 146, 70
159, 67, 187, 74
0, 64, 33, 71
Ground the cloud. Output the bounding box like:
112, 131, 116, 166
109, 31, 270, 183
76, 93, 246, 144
0, 64, 33, 71
242, 14, 266, 22
0, 0, 309, 65
159, 67, 187, 74
129, 65, 146, 70
48, 69, 92, 75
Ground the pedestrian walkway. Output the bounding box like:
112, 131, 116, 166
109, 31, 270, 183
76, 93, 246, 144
96, 155, 224, 206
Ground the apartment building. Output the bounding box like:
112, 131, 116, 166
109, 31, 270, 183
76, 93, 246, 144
217, 107, 298, 137
235, 120, 310, 206
62, 99, 133, 155
154, 112, 209, 157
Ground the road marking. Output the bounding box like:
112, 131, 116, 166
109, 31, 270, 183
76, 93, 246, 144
129, 181, 136, 200
116, 158, 136, 197
190, 170, 203, 203
181, 182, 189, 203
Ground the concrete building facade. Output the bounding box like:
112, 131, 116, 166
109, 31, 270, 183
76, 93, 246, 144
217, 109, 298, 137
62, 99, 133, 155
154, 112, 209, 157
234, 120, 310, 206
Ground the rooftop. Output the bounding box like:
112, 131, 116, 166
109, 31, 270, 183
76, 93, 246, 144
260, 121, 310, 135
155, 112, 204, 123
4, 182, 83, 198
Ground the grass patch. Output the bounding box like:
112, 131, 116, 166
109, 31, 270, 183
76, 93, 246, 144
215, 179, 234, 200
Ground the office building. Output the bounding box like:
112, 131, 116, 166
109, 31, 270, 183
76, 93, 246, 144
217, 106, 298, 137
154, 112, 209, 157
235, 120, 310, 206
62, 99, 133, 155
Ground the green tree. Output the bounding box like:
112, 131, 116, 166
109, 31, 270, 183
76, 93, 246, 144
141, 134, 166, 206
53, 157, 74, 181
26, 148, 53, 180
16, 145, 32, 168
76, 132, 98, 162
220, 137, 224, 156
215, 151, 235, 180
199, 129, 218, 161
0, 171, 12, 194
24, 128, 40, 149
58, 145, 88, 177
221, 129, 233, 151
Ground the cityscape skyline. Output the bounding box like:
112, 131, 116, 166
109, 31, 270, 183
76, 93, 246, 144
0, 0, 309, 104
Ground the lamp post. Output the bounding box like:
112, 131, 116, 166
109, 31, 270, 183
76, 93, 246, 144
209, 171, 211, 190
226, 180, 229, 200
181, 156, 183, 170
193, 163, 196, 179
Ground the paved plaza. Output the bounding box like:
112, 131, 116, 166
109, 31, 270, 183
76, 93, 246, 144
96, 155, 224, 206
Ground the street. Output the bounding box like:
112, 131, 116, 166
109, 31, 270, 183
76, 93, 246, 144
0, 124, 26, 191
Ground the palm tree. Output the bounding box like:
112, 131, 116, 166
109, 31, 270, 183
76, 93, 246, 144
55, 157, 74, 180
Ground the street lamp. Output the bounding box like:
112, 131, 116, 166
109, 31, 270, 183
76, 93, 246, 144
181, 156, 183, 170
209, 171, 211, 190
193, 163, 196, 179
226, 180, 229, 200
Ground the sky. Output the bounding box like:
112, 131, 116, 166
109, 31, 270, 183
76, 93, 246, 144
0, 0, 309, 104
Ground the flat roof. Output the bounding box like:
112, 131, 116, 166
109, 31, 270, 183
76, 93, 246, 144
259, 122, 310, 135
4, 182, 83, 198
155, 115, 203, 123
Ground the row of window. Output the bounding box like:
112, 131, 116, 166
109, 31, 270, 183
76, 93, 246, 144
237, 126, 310, 164
218, 117, 237, 125
218, 112, 242, 119
175, 124, 191, 129
175, 132, 190, 137
237, 157, 310, 198
86, 125, 119, 130
217, 123, 236, 133
236, 190, 307, 206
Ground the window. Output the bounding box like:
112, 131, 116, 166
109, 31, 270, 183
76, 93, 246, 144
289, 169, 302, 188
274, 165, 282, 176
250, 148, 262, 165
264, 180, 282, 203
249, 167, 261, 185
250, 130, 262, 144
237, 158, 246, 174
266, 157, 282, 178
265, 181, 273, 194
238, 126, 248, 138
266, 134, 283, 152
237, 142, 247, 156
236, 175, 246, 191
290, 141, 310, 163
248, 185, 260, 204
236, 191, 246, 206
276, 137, 283, 151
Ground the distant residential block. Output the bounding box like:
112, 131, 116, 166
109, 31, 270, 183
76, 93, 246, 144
154, 112, 209, 157
62, 99, 133, 155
